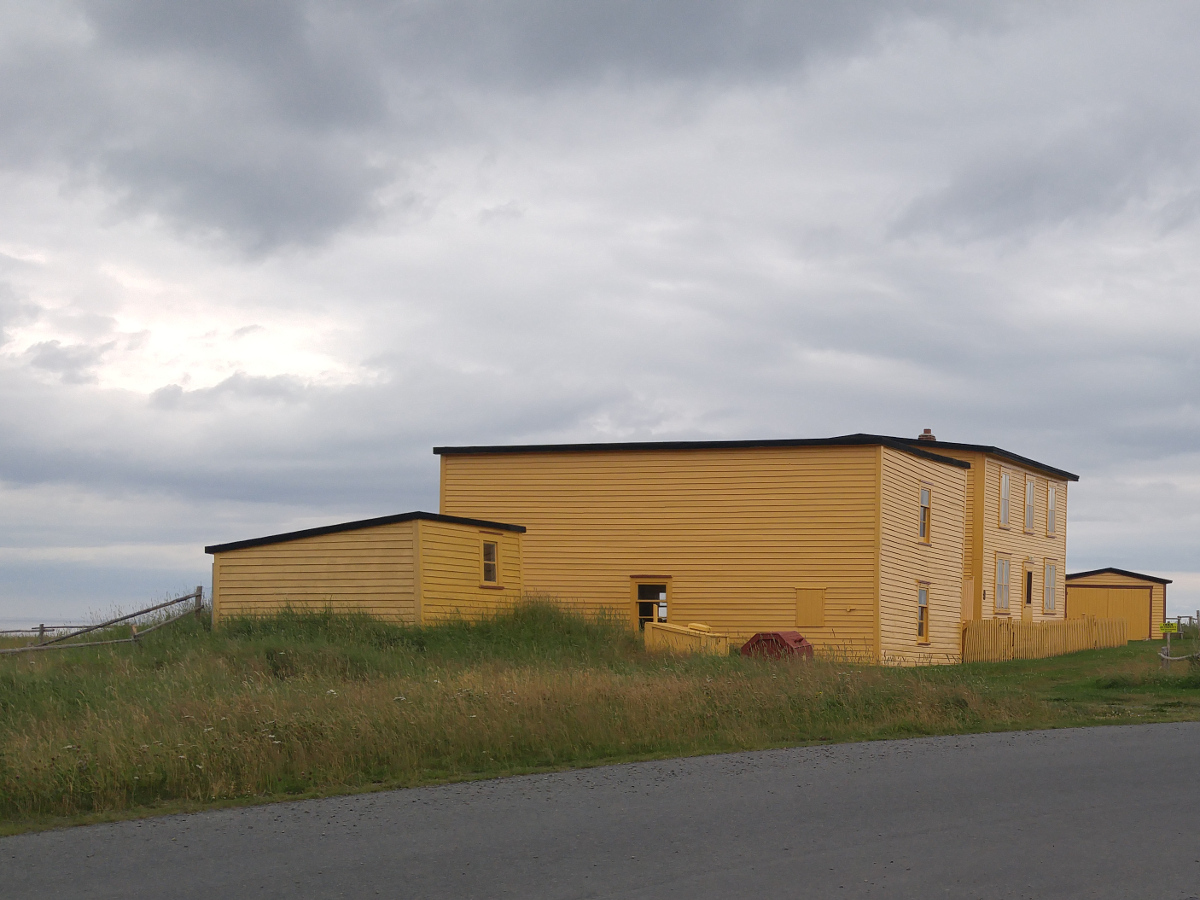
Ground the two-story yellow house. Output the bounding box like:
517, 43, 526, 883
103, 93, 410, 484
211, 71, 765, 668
893, 431, 1078, 625
435, 432, 1079, 664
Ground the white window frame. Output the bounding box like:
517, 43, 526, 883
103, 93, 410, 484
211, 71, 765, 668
1000, 471, 1010, 527
1043, 562, 1057, 612
1025, 477, 1035, 532
1047, 485, 1057, 536
995, 555, 1011, 612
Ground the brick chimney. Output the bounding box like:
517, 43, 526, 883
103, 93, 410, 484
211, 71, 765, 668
917, 428, 936, 442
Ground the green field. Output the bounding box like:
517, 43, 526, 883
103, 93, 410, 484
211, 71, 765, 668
2, 604, 1198, 835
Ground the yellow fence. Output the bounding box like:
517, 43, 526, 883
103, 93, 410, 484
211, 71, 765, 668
643, 621, 730, 656
962, 616, 1127, 663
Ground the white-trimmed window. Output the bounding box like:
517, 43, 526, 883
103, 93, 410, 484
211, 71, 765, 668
1047, 485, 1057, 536
1043, 562, 1057, 612
1025, 477, 1035, 532
1000, 472, 1011, 527
995, 555, 1011, 612
918, 487, 931, 542
917, 584, 930, 642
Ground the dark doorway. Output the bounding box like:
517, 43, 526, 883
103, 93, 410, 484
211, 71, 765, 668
636, 583, 667, 631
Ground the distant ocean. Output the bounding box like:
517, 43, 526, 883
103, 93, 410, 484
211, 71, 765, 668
0, 616, 88, 632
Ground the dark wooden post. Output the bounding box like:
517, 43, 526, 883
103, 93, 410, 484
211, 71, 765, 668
195, 586, 204, 619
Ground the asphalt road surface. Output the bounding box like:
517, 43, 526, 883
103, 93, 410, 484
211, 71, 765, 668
4, 723, 1199, 899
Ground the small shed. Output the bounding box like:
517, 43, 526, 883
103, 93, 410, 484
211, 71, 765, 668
206, 512, 524, 626
1065, 567, 1171, 641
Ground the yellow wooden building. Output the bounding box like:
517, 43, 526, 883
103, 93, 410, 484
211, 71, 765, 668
206, 512, 524, 625
888, 434, 1078, 626
1065, 567, 1170, 641
437, 435, 988, 663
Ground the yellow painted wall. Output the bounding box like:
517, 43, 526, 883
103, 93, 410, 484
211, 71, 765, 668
440, 443, 968, 661
211, 520, 418, 623
877, 446, 967, 664
418, 520, 524, 622
1066, 571, 1166, 640
440, 445, 881, 655
916, 449, 1068, 624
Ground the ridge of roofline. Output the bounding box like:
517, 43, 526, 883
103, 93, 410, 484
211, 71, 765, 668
886, 436, 1079, 482
433, 434, 970, 469
205, 511, 526, 554
1065, 566, 1172, 585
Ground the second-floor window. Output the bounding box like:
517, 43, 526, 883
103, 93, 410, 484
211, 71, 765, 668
919, 488, 931, 542
1000, 472, 1011, 526
1025, 477, 1035, 531
1047, 485, 1057, 535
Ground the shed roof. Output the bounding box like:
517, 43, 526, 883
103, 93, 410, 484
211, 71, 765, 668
205, 511, 526, 554
1065, 567, 1172, 585
433, 433, 971, 469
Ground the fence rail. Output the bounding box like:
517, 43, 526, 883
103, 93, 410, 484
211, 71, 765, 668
0, 587, 205, 655
962, 616, 1127, 664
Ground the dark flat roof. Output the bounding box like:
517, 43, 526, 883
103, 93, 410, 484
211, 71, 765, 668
205, 511, 525, 554
887, 437, 1079, 482
434, 436, 974, 472
434, 434, 970, 469
434, 433, 1078, 481
1066, 567, 1172, 585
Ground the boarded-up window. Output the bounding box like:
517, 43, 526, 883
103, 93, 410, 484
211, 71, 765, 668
482, 541, 498, 583
1000, 472, 1011, 526
1043, 563, 1057, 612
1025, 477, 1035, 531
795, 588, 825, 628
1047, 485, 1057, 535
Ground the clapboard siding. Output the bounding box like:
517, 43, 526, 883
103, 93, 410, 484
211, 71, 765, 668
977, 457, 1069, 622
418, 520, 524, 622
1066, 570, 1166, 639
916, 448, 1069, 623
877, 446, 967, 664
440, 445, 884, 656
212, 521, 418, 623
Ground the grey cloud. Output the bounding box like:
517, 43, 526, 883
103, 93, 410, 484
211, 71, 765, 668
24, 340, 115, 383
0, 1, 1008, 253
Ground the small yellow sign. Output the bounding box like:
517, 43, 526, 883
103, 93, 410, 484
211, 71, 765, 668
1160, 622, 1179, 633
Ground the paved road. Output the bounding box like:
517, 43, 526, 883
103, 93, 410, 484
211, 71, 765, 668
4, 723, 1200, 899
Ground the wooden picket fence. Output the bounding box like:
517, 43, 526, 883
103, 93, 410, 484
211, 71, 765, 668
962, 616, 1127, 664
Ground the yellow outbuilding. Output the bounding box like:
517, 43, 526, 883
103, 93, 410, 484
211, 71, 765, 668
206, 512, 524, 625
436, 434, 986, 664
1065, 567, 1171, 641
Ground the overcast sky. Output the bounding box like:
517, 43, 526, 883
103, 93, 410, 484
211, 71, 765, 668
2, 1, 1198, 621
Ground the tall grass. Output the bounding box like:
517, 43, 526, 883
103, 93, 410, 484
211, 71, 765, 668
0, 602, 1192, 829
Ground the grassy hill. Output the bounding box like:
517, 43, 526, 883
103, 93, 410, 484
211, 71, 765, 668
1, 603, 1198, 834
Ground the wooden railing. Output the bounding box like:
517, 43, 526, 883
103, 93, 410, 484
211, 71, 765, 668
962, 616, 1127, 664
643, 621, 730, 656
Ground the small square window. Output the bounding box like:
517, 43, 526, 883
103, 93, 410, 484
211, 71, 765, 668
482, 541, 498, 583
